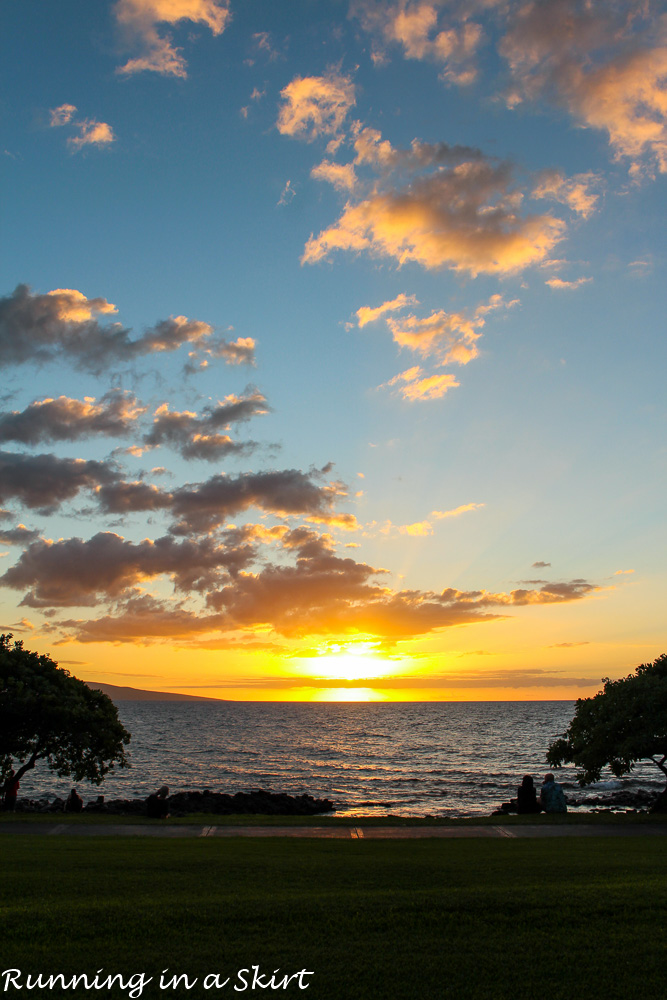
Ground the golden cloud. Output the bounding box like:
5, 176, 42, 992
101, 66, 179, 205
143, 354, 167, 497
311, 159, 358, 191
277, 72, 356, 140
351, 0, 483, 84
49, 104, 77, 127
501, 0, 667, 175
545, 276, 592, 290
431, 503, 485, 519
382, 367, 460, 401
303, 164, 565, 275
45, 288, 118, 322
68, 120, 116, 151
355, 293, 419, 328
532, 169, 601, 218
366, 294, 517, 402
114, 0, 231, 77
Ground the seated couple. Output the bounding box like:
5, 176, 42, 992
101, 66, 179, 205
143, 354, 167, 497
516, 773, 567, 814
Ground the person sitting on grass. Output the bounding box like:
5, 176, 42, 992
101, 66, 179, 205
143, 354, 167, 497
516, 775, 542, 814
540, 772, 567, 813
65, 788, 84, 813
2, 770, 20, 812
146, 785, 170, 819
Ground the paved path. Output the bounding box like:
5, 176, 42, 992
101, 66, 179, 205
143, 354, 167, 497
1, 822, 666, 839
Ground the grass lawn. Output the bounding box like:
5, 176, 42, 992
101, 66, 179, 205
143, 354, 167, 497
1, 836, 666, 999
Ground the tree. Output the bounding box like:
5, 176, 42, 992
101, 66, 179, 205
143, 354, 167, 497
0, 634, 130, 789
547, 654, 667, 806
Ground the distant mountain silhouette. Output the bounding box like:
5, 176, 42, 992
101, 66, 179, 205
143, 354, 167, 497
86, 680, 224, 702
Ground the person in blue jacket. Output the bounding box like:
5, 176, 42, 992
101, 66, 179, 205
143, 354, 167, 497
540, 772, 567, 813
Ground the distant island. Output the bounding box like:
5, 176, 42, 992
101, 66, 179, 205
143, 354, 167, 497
85, 681, 224, 702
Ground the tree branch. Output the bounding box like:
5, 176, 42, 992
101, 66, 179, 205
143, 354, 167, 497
650, 756, 667, 777
13, 752, 43, 784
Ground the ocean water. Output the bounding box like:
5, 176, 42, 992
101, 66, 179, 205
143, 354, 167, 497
19, 701, 664, 816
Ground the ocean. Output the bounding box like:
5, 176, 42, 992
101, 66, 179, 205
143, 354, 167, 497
19, 700, 663, 816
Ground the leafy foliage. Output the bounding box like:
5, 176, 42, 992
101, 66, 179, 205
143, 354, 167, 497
547, 654, 667, 786
0, 633, 130, 786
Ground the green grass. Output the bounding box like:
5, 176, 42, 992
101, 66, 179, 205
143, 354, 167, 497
1, 836, 666, 999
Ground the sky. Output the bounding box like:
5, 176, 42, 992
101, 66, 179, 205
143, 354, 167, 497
1, 0, 665, 701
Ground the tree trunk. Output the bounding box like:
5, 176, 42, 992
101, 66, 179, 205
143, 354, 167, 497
13, 752, 40, 784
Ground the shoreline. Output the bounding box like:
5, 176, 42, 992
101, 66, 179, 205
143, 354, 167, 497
3, 808, 666, 828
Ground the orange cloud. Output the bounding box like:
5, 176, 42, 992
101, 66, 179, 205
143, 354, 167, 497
351, 0, 483, 84
399, 520, 433, 536
545, 277, 592, 290
49, 104, 77, 127
277, 72, 356, 140
114, 0, 231, 77
371, 502, 484, 537
303, 162, 565, 275
532, 169, 601, 218
386, 294, 517, 362
431, 502, 485, 519
382, 367, 460, 401
5, 512, 599, 645
365, 294, 516, 402
44, 288, 118, 322
307, 513, 360, 531
501, 0, 667, 175
355, 293, 419, 328
311, 160, 358, 191
68, 120, 116, 151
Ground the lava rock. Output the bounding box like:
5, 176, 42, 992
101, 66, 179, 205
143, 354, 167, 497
12, 788, 335, 817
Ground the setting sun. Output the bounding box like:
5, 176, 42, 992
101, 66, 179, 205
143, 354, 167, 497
297, 643, 394, 683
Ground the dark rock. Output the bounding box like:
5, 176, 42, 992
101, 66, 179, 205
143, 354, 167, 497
650, 789, 667, 813
491, 786, 663, 816
572, 788, 655, 809
167, 788, 334, 816
13, 788, 335, 818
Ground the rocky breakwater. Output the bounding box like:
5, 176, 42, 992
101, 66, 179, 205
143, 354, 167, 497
492, 786, 667, 816
168, 789, 335, 816
11, 788, 335, 817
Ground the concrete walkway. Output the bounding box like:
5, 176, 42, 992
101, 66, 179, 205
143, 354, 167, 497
1, 821, 666, 839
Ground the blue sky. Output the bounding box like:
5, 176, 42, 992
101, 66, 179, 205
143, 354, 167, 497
1, 0, 665, 698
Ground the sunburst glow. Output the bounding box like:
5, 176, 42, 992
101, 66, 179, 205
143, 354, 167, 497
297, 642, 394, 683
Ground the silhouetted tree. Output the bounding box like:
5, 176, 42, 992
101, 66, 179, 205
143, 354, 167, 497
547, 654, 667, 809
0, 634, 130, 791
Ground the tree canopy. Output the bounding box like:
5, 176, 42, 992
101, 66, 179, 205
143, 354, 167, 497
547, 654, 667, 788
0, 634, 130, 787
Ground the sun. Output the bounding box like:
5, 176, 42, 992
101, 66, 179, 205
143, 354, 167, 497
298, 641, 394, 683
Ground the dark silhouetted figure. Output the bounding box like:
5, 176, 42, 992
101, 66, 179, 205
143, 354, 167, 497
65, 788, 84, 813
541, 772, 567, 813
146, 785, 170, 819
516, 775, 542, 814
2, 770, 19, 811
